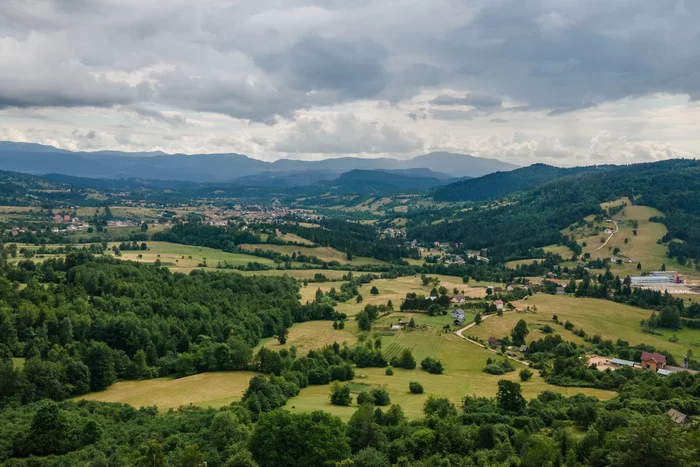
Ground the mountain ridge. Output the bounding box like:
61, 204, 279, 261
0, 142, 517, 182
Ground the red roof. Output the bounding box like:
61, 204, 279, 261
641, 351, 666, 366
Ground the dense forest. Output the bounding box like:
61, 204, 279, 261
412, 159, 700, 263
432, 164, 610, 202
279, 218, 420, 262
0, 247, 344, 404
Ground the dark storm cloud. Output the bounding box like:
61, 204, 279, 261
1, 0, 699, 122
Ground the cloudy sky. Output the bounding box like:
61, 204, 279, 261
1, 0, 699, 165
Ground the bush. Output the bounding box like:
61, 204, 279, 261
409, 381, 424, 394
385, 367, 394, 376
519, 368, 533, 381
483, 363, 505, 375
356, 391, 375, 405
370, 388, 391, 406
420, 357, 444, 374
390, 349, 416, 370
330, 383, 352, 406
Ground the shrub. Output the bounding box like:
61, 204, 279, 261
385, 367, 394, 376
409, 381, 424, 394
370, 388, 391, 406
330, 383, 352, 406
519, 368, 533, 381
420, 357, 444, 374
357, 391, 375, 405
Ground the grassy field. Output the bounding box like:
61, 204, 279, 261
112, 241, 275, 273
239, 243, 382, 266
287, 314, 614, 420
277, 233, 315, 245
256, 320, 358, 352
78, 371, 257, 410
469, 294, 700, 361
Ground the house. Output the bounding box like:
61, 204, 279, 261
667, 409, 692, 427
480, 248, 488, 257
555, 286, 565, 295
519, 345, 528, 352
451, 309, 465, 320
487, 337, 501, 347
493, 300, 504, 311
641, 351, 667, 371
398, 320, 410, 326
63, 215, 71, 222
451, 295, 466, 304
493, 287, 503, 293
53, 214, 61, 222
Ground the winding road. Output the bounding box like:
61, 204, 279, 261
594, 220, 618, 252
454, 312, 529, 366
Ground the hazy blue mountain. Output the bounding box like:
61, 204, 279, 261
0, 142, 516, 182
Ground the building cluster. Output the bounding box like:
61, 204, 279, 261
629, 271, 682, 286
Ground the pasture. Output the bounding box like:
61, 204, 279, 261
78, 371, 257, 410
288, 316, 614, 420
256, 320, 358, 352
111, 241, 275, 273
238, 243, 382, 266
468, 294, 699, 361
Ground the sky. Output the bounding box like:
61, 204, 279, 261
1, 0, 699, 165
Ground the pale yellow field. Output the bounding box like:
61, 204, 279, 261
239, 243, 382, 265
256, 320, 358, 352
78, 371, 257, 410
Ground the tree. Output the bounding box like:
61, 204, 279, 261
370, 286, 379, 295
250, 410, 350, 467
637, 262, 642, 270
571, 402, 598, 429
330, 383, 353, 406
357, 312, 372, 331
84, 340, 116, 391
519, 368, 533, 381
474, 313, 482, 325
370, 388, 390, 406
276, 326, 289, 345
496, 380, 526, 413
141, 222, 149, 232
347, 404, 386, 453
409, 381, 424, 394
394, 349, 416, 369
352, 448, 390, 467
521, 434, 557, 467
356, 294, 364, 304
137, 440, 167, 467
511, 319, 529, 346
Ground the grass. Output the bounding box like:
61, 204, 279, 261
256, 320, 358, 352
239, 243, 382, 266
469, 294, 699, 361
77, 371, 257, 410
111, 241, 274, 273
288, 322, 614, 421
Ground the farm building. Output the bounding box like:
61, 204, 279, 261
487, 337, 501, 347
451, 309, 465, 320
611, 358, 635, 368
451, 295, 465, 303
640, 351, 667, 371
630, 275, 672, 286
667, 409, 692, 427
390, 324, 401, 331
555, 286, 565, 295
493, 300, 504, 311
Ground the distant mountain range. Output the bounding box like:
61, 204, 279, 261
432, 163, 613, 202
0, 142, 517, 183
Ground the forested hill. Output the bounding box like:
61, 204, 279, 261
409, 159, 700, 262
312, 169, 450, 195
432, 163, 610, 202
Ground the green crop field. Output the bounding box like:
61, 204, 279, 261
77, 371, 258, 410
469, 294, 700, 361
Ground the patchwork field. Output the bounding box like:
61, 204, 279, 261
468, 294, 700, 361
78, 371, 257, 410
